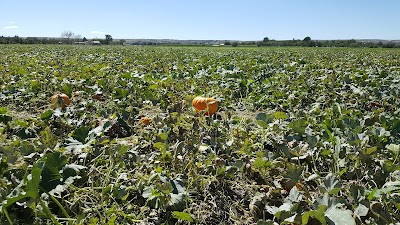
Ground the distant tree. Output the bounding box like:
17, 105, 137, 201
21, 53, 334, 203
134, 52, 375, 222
224, 41, 231, 45
61, 30, 75, 43
83, 37, 87, 42
105, 34, 113, 45
74, 34, 82, 41
263, 37, 270, 42
232, 42, 239, 47
303, 36, 311, 42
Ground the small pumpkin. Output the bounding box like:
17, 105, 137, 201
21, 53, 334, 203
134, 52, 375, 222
139, 117, 152, 125
192, 96, 218, 115
50, 93, 70, 109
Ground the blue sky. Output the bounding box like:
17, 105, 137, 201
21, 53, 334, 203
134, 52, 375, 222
1, 0, 399, 40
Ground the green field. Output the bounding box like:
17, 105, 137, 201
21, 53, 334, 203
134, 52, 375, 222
0, 45, 399, 224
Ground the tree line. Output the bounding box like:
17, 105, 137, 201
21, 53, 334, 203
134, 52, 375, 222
0, 36, 64, 44
256, 37, 400, 48
1, 34, 399, 48
0, 31, 122, 45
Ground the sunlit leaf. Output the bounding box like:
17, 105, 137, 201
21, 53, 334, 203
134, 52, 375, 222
302, 205, 327, 225
40, 110, 53, 120
172, 211, 194, 222
325, 203, 355, 225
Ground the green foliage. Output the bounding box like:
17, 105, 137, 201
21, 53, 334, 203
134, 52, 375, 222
257, 37, 400, 48
0, 45, 399, 224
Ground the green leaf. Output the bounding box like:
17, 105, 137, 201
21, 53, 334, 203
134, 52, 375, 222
143, 174, 186, 210
1, 159, 45, 211
108, 215, 117, 225
115, 145, 130, 155
354, 204, 369, 217
172, 211, 194, 222
256, 113, 274, 128
88, 122, 109, 139
153, 142, 166, 152
361, 146, 378, 156
71, 126, 90, 143
40, 110, 53, 120
39, 152, 68, 192
302, 205, 327, 225
387, 144, 399, 155
274, 111, 288, 120
253, 157, 271, 169
159, 174, 186, 195
265, 201, 293, 218
20, 141, 35, 156
158, 132, 168, 141
142, 187, 155, 199
373, 127, 390, 137
284, 165, 303, 182
0, 114, 12, 124
288, 186, 302, 202
257, 220, 274, 225
0, 107, 7, 114
322, 173, 341, 195
367, 181, 400, 199
66, 138, 90, 154
114, 88, 129, 99
28, 161, 45, 197
289, 119, 308, 134
321, 149, 331, 156
325, 203, 355, 225
322, 123, 334, 141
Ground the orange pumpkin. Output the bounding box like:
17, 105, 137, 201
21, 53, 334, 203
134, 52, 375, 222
192, 96, 218, 115
51, 93, 70, 109
139, 117, 152, 125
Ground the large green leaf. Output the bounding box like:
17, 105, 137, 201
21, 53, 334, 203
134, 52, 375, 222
325, 203, 355, 225
256, 113, 274, 128
1, 160, 44, 211
302, 205, 327, 225
321, 173, 341, 195
289, 119, 308, 134
40, 110, 53, 120
71, 126, 90, 143
39, 152, 68, 192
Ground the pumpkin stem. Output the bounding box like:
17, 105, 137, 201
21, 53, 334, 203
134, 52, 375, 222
57, 95, 65, 107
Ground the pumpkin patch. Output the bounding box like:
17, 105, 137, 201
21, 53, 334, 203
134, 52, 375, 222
0, 45, 399, 225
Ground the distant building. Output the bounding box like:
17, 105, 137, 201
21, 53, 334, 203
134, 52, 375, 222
91, 40, 101, 45
72, 41, 101, 45
73, 41, 86, 45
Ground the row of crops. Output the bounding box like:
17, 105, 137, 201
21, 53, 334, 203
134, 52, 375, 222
0, 45, 399, 224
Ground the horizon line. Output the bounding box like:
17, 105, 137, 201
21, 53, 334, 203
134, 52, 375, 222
1, 35, 399, 42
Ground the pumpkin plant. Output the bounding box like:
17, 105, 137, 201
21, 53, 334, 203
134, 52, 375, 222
192, 96, 218, 115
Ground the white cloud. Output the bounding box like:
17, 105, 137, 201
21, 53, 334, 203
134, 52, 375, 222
3, 25, 19, 29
